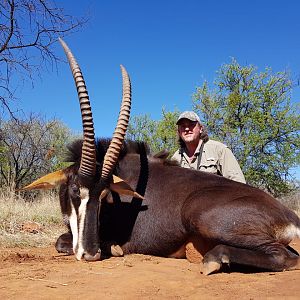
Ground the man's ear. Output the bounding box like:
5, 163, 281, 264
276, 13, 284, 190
109, 175, 144, 200
18, 169, 68, 191
198, 123, 203, 133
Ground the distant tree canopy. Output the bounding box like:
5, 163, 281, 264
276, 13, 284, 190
0, 114, 73, 190
128, 59, 300, 197
0, 0, 87, 114
193, 59, 300, 196
127, 109, 180, 155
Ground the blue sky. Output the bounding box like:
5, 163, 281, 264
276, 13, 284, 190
9, 0, 300, 179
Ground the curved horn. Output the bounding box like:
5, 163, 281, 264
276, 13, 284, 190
59, 38, 96, 178
101, 65, 131, 181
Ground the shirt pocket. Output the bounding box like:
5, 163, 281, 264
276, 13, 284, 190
200, 157, 218, 174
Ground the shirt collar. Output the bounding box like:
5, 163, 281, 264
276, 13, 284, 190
181, 139, 204, 156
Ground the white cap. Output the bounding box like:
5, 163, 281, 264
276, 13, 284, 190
176, 111, 200, 125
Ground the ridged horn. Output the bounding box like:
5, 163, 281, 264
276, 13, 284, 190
59, 38, 96, 178
101, 65, 131, 181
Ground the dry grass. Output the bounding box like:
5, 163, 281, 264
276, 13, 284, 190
0, 189, 65, 248
278, 190, 300, 216
0, 188, 299, 249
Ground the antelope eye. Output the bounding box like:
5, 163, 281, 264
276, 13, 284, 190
70, 183, 79, 194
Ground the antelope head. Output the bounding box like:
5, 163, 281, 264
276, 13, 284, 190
21, 38, 141, 260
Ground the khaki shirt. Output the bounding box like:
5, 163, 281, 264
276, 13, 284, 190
171, 139, 246, 184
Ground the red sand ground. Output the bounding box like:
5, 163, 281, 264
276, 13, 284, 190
0, 239, 299, 299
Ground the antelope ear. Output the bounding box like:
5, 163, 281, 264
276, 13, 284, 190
18, 169, 68, 191
109, 175, 144, 200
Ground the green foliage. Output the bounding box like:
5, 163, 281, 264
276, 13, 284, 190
127, 109, 180, 155
127, 59, 299, 196
127, 114, 157, 147
0, 114, 73, 190
193, 58, 300, 196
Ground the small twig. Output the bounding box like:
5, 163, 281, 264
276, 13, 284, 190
28, 277, 68, 286
87, 271, 113, 275
101, 263, 122, 269
100, 257, 126, 269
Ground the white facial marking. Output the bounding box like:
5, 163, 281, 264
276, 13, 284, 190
75, 187, 89, 260
69, 202, 79, 256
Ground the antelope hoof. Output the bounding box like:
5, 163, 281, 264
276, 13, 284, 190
201, 260, 222, 275
111, 244, 124, 257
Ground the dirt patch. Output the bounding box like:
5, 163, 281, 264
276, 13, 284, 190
0, 240, 300, 299
20, 221, 43, 234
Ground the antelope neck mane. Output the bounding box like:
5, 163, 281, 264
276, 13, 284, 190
65, 138, 151, 164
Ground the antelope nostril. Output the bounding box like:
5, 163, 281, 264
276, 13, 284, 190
83, 251, 101, 261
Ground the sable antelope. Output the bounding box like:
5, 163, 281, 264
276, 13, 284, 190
22, 39, 300, 275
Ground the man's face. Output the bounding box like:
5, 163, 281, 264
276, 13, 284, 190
177, 119, 202, 144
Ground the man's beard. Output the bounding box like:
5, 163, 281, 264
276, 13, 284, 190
183, 134, 198, 144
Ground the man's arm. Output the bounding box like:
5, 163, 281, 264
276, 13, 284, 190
218, 147, 246, 184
